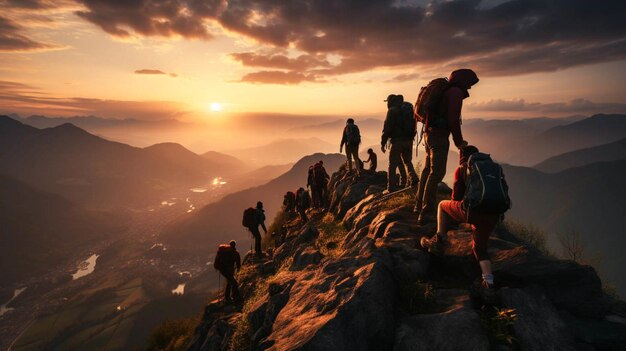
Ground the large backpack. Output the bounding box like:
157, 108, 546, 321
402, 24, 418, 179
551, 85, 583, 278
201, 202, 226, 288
414, 78, 450, 128
242, 207, 256, 228
399, 102, 417, 138
345, 124, 361, 145
313, 163, 328, 184
214, 244, 234, 272
462, 153, 511, 214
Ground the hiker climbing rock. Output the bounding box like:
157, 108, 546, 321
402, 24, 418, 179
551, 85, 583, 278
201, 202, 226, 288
213, 240, 241, 303
307, 165, 320, 208
364, 148, 378, 171
381, 94, 419, 192
421, 146, 510, 302
414, 69, 478, 224
296, 187, 311, 223
283, 191, 296, 215
313, 161, 330, 208
340, 118, 362, 176
242, 201, 267, 258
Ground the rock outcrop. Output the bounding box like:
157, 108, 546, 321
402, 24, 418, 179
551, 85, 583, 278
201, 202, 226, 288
187, 166, 626, 351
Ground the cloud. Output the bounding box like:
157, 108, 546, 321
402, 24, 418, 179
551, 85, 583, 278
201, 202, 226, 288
386, 73, 420, 83
30, 0, 626, 83
0, 80, 189, 119
468, 98, 626, 114
239, 70, 322, 85
134, 69, 178, 77
0, 15, 58, 52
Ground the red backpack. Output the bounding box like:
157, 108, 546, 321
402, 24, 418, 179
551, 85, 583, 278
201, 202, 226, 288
414, 78, 450, 128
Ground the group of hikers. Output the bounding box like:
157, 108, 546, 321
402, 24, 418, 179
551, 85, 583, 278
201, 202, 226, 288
214, 68, 511, 303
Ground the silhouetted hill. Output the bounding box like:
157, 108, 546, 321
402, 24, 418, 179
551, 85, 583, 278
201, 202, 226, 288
534, 137, 626, 173
0, 116, 229, 208
0, 175, 124, 285
227, 138, 335, 165
504, 160, 626, 295
160, 153, 344, 250
506, 114, 626, 165
201, 151, 248, 174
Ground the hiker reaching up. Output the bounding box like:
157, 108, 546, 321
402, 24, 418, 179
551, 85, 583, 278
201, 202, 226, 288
420, 146, 510, 302
340, 118, 362, 176
364, 148, 378, 171
381, 94, 419, 192
214, 240, 241, 303
313, 161, 330, 208
295, 187, 311, 223
414, 69, 478, 224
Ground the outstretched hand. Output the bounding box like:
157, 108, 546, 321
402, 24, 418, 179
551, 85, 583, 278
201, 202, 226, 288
458, 140, 469, 149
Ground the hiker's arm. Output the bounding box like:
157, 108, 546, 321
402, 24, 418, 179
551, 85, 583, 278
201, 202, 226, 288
340, 130, 346, 150
261, 222, 267, 233
236, 253, 241, 271
446, 89, 465, 148
381, 110, 392, 146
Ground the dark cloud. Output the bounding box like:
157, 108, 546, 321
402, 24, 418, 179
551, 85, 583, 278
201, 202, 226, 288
65, 0, 626, 83
239, 70, 322, 85
469, 98, 626, 114
0, 15, 55, 51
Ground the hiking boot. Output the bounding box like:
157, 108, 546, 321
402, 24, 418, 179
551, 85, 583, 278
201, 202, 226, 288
420, 234, 444, 255
480, 280, 498, 305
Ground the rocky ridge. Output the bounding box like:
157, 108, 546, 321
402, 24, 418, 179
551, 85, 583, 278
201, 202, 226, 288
187, 166, 626, 351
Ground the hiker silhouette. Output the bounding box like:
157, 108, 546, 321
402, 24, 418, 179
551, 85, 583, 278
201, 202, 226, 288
214, 240, 241, 303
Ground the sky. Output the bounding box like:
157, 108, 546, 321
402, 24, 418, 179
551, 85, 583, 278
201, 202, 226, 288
1, 0, 626, 122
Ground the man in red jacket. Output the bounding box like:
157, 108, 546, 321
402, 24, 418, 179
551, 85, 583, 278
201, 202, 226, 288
414, 69, 479, 224
421, 146, 500, 299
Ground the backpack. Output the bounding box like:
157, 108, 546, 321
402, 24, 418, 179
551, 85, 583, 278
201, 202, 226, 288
399, 102, 417, 138
242, 207, 256, 228
462, 153, 511, 214
414, 78, 450, 128
345, 124, 361, 145
313, 163, 328, 184
214, 244, 234, 271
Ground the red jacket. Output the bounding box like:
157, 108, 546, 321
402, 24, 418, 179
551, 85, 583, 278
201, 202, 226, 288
429, 69, 479, 147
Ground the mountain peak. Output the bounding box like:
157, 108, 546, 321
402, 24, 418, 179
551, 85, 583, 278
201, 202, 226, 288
183, 165, 626, 350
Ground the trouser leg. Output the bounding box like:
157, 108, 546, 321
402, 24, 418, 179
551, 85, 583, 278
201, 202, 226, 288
415, 149, 431, 211
388, 143, 401, 189
400, 140, 419, 186
421, 135, 449, 216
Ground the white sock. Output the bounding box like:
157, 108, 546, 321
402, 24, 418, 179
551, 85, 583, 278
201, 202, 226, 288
482, 274, 494, 285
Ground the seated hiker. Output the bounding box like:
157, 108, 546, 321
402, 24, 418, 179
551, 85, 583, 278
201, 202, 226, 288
243, 202, 267, 258
313, 161, 330, 208
296, 187, 311, 223
363, 148, 378, 171
420, 146, 510, 299
340, 118, 362, 176
213, 240, 241, 303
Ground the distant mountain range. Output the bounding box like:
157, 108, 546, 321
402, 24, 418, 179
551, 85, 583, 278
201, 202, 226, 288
0, 116, 234, 208
504, 160, 626, 295
161, 153, 345, 251
534, 137, 626, 173
226, 138, 336, 165
0, 175, 124, 285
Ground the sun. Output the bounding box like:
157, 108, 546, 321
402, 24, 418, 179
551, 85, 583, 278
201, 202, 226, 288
209, 102, 222, 112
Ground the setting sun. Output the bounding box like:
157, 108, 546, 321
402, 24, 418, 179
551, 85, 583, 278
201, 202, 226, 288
210, 103, 222, 112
